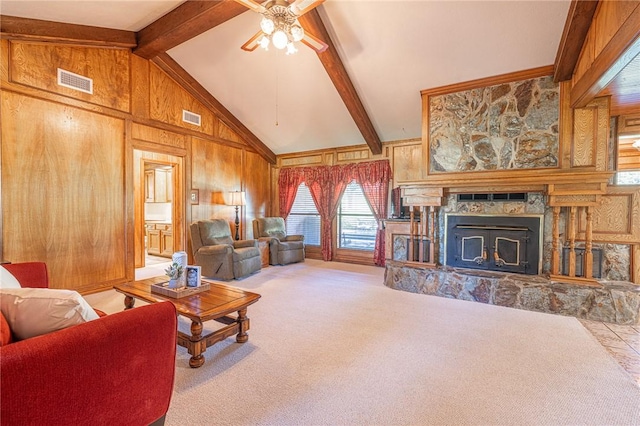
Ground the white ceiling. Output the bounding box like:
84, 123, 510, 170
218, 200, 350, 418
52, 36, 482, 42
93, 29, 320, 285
1, 0, 571, 155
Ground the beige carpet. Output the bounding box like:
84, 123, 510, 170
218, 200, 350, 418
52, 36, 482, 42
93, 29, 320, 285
89, 260, 640, 425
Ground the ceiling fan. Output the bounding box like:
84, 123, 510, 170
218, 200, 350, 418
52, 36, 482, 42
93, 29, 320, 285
234, 0, 328, 55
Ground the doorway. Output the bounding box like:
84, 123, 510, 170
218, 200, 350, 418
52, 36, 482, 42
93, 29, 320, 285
134, 149, 183, 270
143, 161, 175, 265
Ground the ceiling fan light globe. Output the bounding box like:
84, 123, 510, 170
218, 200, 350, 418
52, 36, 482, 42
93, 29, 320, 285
286, 42, 297, 55
258, 35, 270, 50
290, 24, 304, 42
272, 30, 288, 49
260, 17, 275, 35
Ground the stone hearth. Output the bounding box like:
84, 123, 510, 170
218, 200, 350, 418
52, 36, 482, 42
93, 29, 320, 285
384, 261, 640, 325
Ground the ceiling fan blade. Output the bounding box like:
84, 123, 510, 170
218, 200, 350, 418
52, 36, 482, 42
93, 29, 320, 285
301, 32, 328, 53
241, 31, 264, 52
290, 0, 325, 16
234, 0, 266, 14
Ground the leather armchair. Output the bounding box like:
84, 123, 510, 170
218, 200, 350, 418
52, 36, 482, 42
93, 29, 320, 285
253, 217, 305, 266
190, 219, 262, 280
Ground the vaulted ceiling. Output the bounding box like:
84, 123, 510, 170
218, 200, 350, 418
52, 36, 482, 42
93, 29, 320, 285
1, 0, 573, 158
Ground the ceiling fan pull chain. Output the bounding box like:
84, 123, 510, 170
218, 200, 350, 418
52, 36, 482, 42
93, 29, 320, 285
275, 50, 279, 126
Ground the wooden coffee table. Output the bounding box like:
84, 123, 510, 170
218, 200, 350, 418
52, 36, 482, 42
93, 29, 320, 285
114, 277, 261, 368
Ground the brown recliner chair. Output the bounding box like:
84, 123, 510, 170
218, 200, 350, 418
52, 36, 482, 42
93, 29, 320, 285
189, 219, 261, 280
253, 217, 305, 266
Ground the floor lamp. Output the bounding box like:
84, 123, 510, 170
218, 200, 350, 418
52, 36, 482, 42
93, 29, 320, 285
228, 191, 246, 240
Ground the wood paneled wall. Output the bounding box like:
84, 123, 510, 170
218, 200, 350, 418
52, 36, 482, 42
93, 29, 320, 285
245, 150, 270, 239
149, 63, 216, 135
190, 137, 270, 242
9, 41, 131, 112
0, 39, 271, 293
1, 91, 127, 291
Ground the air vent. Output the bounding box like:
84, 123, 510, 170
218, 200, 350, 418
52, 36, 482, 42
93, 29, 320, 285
182, 110, 201, 126
57, 68, 93, 94
457, 193, 527, 202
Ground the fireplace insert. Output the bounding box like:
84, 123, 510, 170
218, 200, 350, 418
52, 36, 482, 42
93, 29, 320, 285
445, 215, 542, 275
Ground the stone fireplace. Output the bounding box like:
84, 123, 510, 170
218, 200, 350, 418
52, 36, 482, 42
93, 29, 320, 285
383, 70, 640, 325
383, 191, 640, 325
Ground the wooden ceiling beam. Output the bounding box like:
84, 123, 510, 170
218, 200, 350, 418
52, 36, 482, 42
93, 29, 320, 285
0, 15, 136, 48
553, 0, 599, 82
298, 9, 382, 155
134, 0, 249, 59
153, 53, 276, 164
571, 3, 640, 108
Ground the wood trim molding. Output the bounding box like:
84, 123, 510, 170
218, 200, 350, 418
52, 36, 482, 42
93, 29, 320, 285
0, 15, 136, 48
298, 9, 383, 155
134, 0, 249, 59
570, 3, 640, 108
633, 244, 640, 284
420, 65, 555, 97
399, 169, 614, 189
553, 0, 599, 82
152, 53, 276, 164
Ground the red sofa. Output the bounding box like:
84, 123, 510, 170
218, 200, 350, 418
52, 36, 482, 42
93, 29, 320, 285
0, 262, 178, 426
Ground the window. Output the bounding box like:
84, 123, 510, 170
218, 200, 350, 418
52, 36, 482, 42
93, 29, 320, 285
337, 182, 377, 251
286, 183, 321, 246
615, 130, 640, 185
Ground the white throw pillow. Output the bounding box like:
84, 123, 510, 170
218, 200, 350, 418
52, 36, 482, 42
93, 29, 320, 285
0, 288, 99, 340
0, 266, 22, 289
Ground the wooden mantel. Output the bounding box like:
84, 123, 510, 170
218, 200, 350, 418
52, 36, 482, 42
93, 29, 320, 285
400, 169, 614, 194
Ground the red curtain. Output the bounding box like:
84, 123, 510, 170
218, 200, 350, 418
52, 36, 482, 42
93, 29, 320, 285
353, 160, 392, 266
304, 166, 351, 261
278, 167, 304, 220
279, 160, 391, 264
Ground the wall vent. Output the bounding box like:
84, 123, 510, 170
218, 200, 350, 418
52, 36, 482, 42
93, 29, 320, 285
182, 110, 201, 126
457, 193, 527, 202
57, 68, 93, 94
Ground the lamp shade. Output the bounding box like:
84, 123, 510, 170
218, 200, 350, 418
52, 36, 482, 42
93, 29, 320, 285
228, 191, 246, 206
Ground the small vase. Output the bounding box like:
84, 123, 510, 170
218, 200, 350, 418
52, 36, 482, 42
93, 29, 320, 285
168, 278, 179, 289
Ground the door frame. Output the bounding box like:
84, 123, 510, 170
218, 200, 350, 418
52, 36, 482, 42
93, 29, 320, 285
132, 144, 186, 269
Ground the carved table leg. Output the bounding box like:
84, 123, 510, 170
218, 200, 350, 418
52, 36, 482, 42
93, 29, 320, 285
189, 321, 205, 368
236, 308, 250, 343
123, 295, 135, 310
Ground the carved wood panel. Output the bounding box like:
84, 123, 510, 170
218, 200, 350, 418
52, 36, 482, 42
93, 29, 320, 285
571, 97, 609, 170
1, 92, 127, 291
393, 143, 424, 183
9, 41, 130, 112
336, 149, 370, 163
577, 186, 640, 243
572, 107, 596, 167
280, 155, 324, 167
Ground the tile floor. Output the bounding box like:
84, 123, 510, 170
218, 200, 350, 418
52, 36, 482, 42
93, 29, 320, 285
580, 319, 640, 387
